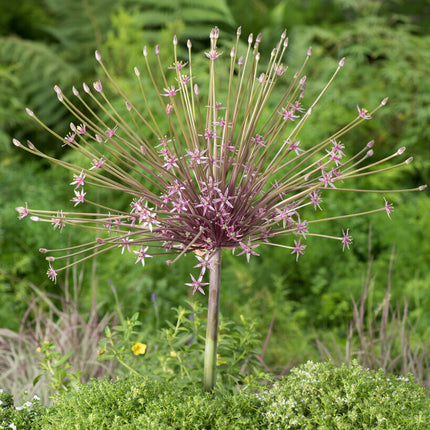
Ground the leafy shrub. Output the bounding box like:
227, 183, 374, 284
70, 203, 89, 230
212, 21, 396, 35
261, 361, 430, 429
98, 301, 262, 388
0, 390, 44, 430
33, 361, 430, 429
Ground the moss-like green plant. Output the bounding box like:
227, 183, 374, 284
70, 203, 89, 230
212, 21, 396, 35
0, 390, 44, 430
260, 361, 430, 429
32, 361, 430, 429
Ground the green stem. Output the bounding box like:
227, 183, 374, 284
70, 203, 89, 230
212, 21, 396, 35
204, 248, 222, 392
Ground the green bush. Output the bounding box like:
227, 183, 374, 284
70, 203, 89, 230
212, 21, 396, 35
31, 361, 430, 429
261, 361, 430, 429
0, 390, 44, 430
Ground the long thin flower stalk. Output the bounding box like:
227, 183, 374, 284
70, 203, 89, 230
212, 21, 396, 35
14, 27, 426, 392
204, 248, 222, 392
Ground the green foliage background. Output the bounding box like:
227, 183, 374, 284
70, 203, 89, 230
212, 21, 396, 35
1, 0, 429, 373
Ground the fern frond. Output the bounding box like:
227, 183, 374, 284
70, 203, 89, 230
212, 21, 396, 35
0, 37, 79, 129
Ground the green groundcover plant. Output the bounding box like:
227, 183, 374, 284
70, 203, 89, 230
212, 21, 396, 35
2, 361, 429, 429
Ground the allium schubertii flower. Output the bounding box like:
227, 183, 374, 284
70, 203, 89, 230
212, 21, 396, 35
14, 27, 426, 391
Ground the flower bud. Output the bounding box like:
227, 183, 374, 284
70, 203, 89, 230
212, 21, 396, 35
12, 138, 21, 147
155, 45, 160, 55
187, 39, 192, 49
72, 86, 79, 96
83, 83, 90, 93
419, 184, 427, 191
256, 33, 262, 43
143, 46, 148, 57
27, 140, 35, 150
237, 26, 241, 36
366, 140, 374, 148
307, 46, 313, 57
39, 248, 48, 253
46, 256, 55, 262
173, 35, 178, 46
397, 146, 406, 155
339, 57, 346, 67
30, 216, 40, 222
284, 37, 289, 48
366, 149, 374, 157
54, 85, 62, 94
95, 50, 102, 61
381, 97, 389, 106
166, 104, 174, 115
405, 156, 413, 164
26, 108, 34, 117
93, 80, 102, 92
134, 67, 140, 76
248, 33, 253, 44
194, 84, 200, 95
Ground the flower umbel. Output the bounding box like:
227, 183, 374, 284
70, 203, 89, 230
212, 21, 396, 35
15, 27, 424, 283
12, 25, 428, 394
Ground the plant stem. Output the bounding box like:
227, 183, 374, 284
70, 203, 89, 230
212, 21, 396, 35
203, 248, 222, 392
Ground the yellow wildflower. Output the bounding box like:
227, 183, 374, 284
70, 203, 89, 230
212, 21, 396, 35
132, 342, 147, 356
217, 354, 226, 365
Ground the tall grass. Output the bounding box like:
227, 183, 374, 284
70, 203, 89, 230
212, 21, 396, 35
0, 266, 116, 404
315, 227, 430, 386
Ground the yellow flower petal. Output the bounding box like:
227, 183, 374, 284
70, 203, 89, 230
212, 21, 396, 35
132, 342, 147, 356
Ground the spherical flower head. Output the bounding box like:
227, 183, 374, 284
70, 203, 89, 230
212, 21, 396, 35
15, 26, 420, 285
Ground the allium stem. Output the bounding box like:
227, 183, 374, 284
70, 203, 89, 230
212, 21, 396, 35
204, 248, 222, 392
